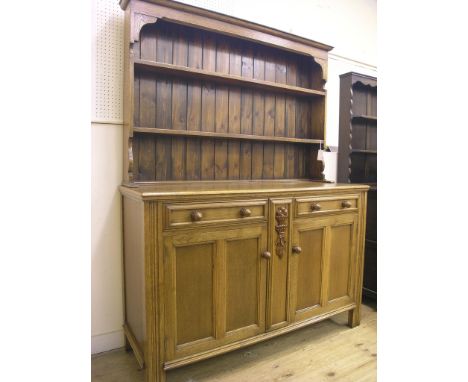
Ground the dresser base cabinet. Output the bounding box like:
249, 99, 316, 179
120, 181, 368, 381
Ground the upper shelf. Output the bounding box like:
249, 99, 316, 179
352, 115, 377, 123
133, 127, 324, 145
134, 59, 326, 98
351, 149, 377, 154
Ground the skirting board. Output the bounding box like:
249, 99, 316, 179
92, 329, 125, 354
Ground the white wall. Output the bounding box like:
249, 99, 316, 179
91, 0, 125, 354
91, 0, 376, 353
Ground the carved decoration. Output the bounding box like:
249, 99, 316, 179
353, 79, 377, 88
275, 206, 288, 258
132, 13, 158, 43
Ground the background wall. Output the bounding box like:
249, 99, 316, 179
91, 0, 377, 353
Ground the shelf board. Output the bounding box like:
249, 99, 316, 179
133, 127, 323, 145
134, 59, 326, 98
351, 149, 377, 154
352, 115, 377, 123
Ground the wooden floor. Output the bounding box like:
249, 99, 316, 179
92, 300, 376, 382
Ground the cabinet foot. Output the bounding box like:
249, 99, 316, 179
124, 337, 132, 352
146, 368, 166, 382
348, 308, 361, 328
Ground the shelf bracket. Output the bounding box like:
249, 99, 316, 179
312, 57, 328, 83
131, 13, 159, 43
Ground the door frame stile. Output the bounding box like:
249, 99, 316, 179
214, 239, 226, 340
320, 225, 331, 308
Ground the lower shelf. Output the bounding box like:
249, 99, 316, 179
133, 126, 323, 145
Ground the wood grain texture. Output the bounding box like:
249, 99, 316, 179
138, 27, 157, 180
240, 44, 253, 179
186, 30, 202, 180
225, 238, 261, 332
214, 40, 229, 180
200, 33, 216, 180
328, 225, 352, 301
295, 228, 323, 311
227, 40, 242, 180
171, 27, 188, 180
175, 243, 215, 345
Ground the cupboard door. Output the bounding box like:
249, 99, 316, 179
327, 214, 358, 304
290, 214, 358, 322
290, 218, 327, 322
163, 225, 267, 360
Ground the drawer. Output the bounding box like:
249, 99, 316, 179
295, 195, 358, 217
164, 200, 267, 229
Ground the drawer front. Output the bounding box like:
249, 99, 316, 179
295, 195, 358, 217
164, 200, 267, 229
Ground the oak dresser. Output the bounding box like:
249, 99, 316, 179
118, 1, 369, 381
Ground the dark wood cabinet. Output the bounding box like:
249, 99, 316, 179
119, 2, 369, 381
337, 72, 377, 299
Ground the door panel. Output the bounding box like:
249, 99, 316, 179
328, 225, 352, 301
328, 218, 357, 302
175, 243, 215, 345
296, 228, 323, 311
164, 224, 267, 360
226, 238, 259, 332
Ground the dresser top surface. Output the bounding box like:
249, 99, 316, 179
120, 180, 369, 200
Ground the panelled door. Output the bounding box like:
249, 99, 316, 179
163, 224, 268, 361
290, 213, 359, 323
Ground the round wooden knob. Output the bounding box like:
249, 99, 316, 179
310, 203, 321, 211
261, 251, 271, 259
191, 211, 203, 221
292, 246, 302, 254
240, 207, 252, 218
341, 201, 352, 208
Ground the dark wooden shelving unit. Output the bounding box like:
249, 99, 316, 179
337, 72, 377, 299
127, 18, 328, 182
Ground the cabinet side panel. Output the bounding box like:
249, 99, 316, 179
123, 196, 146, 347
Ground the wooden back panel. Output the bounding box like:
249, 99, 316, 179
132, 21, 325, 182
